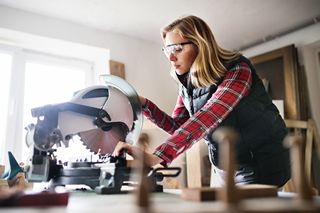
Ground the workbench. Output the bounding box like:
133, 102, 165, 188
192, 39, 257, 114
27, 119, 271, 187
2, 189, 319, 213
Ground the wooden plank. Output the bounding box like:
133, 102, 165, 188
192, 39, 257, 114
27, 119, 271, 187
310, 119, 320, 159
181, 184, 277, 201
109, 60, 125, 79
284, 135, 314, 201
237, 184, 278, 198
305, 119, 314, 182
186, 142, 202, 187
181, 187, 218, 201
0, 165, 4, 177
285, 119, 308, 129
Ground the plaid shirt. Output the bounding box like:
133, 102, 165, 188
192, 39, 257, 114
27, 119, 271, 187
142, 62, 252, 166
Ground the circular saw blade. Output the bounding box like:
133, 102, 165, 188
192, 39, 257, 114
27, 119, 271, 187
80, 75, 143, 154
79, 126, 126, 154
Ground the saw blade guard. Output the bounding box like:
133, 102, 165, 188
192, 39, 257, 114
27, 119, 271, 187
61, 76, 143, 154
100, 74, 143, 146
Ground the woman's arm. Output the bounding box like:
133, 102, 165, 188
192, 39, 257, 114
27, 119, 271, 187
142, 95, 190, 135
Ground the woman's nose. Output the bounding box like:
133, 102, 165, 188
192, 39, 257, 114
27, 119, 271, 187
169, 53, 177, 61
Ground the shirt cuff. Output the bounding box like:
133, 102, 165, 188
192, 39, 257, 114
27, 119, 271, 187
142, 98, 150, 109
153, 152, 169, 167
153, 145, 177, 167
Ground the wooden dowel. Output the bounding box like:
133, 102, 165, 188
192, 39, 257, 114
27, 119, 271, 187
212, 127, 239, 205
284, 134, 313, 201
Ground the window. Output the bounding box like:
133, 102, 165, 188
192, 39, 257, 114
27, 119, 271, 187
0, 51, 12, 159
0, 47, 96, 164
22, 53, 94, 161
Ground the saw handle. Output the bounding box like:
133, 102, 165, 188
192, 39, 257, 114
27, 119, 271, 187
151, 167, 181, 182
118, 148, 127, 159
109, 149, 127, 167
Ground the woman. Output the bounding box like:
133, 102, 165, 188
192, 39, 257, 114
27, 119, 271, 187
114, 15, 290, 187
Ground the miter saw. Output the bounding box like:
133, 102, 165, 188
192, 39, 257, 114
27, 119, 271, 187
24, 75, 180, 194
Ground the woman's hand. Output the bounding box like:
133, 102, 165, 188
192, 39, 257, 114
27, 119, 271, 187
112, 142, 162, 167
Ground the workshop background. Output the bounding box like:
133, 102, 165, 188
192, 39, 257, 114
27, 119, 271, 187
0, 0, 319, 188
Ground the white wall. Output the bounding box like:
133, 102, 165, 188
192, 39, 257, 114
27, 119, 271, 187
0, 6, 179, 163
242, 23, 320, 129
0, 6, 178, 112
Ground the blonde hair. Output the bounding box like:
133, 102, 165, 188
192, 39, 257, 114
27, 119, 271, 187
161, 15, 241, 87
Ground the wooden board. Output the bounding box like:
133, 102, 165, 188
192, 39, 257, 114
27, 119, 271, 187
237, 184, 278, 198
181, 187, 219, 201
186, 142, 203, 187
109, 60, 125, 79
239, 197, 320, 213
181, 184, 277, 201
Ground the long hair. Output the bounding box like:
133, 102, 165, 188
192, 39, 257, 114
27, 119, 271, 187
161, 15, 241, 87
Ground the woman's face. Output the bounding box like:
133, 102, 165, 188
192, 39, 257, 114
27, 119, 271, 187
164, 31, 197, 75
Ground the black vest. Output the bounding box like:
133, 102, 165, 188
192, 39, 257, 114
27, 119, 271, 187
179, 56, 290, 186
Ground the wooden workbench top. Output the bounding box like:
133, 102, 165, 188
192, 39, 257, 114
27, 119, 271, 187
1, 189, 320, 213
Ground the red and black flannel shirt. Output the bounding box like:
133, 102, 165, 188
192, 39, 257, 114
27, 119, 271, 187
142, 62, 252, 166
